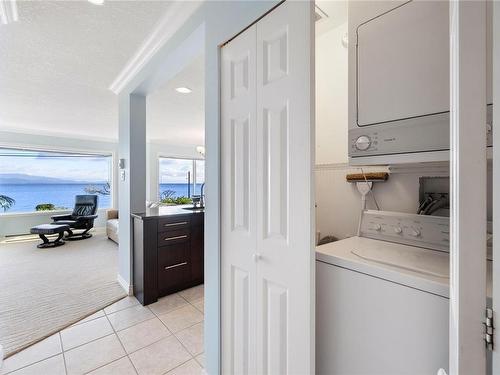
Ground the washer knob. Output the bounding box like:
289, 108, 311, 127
394, 226, 402, 234
355, 135, 371, 151
373, 224, 382, 231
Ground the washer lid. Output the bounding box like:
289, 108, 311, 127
316, 236, 450, 298
351, 246, 449, 279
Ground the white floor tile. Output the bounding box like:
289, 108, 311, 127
167, 359, 203, 375
87, 356, 137, 375
191, 299, 204, 313
61, 316, 114, 350
64, 334, 125, 375
7, 354, 65, 375
158, 305, 203, 333
148, 294, 188, 316
129, 336, 191, 375
104, 296, 140, 315
176, 322, 204, 356
117, 317, 171, 354
107, 304, 154, 332
194, 353, 205, 368
72, 310, 105, 326
0, 334, 62, 375
178, 285, 204, 303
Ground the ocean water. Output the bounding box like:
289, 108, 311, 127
0, 183, 202, 213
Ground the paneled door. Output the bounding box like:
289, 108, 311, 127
221, 23, 258, 375
221, 1, 314, 374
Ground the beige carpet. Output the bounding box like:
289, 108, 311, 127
0, 232, 126, 358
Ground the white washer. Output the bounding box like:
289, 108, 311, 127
316, 211, 450, 375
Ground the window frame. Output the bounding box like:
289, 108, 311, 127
157, 155, 205, 201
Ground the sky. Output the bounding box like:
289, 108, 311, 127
0, 149, 205, 184
0, 148, 111, 182
159, 158, 205, 184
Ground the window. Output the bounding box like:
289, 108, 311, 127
0, 148, 112, 213
158, 157, 205, 203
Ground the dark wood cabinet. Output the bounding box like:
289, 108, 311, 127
132, 210, 204, 306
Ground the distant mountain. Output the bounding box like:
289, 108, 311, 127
0, 173, 105, 185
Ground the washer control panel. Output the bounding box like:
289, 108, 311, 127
360, 210, 449, 252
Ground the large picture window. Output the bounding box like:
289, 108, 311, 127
0, 147, 112, 213
158, 157, 205, 204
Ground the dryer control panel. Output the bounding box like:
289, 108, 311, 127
359, 210, 450, 252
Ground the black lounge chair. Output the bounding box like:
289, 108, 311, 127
52, 195, 99, 240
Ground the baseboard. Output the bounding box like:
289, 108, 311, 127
117, 274, 133, 296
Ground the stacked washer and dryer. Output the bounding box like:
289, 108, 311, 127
316, 1, 493, 374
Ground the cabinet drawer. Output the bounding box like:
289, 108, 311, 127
157, 228, 190, 246
158, 262, 190, 296
158, 216, 190, 232
158, 242, 189, 268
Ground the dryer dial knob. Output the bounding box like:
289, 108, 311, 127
394, 226, 402, 234
355, 135, 371, 151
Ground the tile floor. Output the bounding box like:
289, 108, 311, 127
0, 285, 205, 375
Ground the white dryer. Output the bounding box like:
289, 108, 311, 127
316, 210, 450, 375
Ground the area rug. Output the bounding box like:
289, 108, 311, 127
0, 233, 126, 358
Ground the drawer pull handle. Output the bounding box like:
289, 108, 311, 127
164, 222, 188, 227
163, 235, 188, 241
164, 262, 188, 270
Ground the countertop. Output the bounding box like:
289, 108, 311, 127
131, 204, 204, 220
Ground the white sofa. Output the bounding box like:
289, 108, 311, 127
106, 209, 119, 244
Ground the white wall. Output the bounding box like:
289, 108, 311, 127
315, 22, 348, 165
315, 165, 448, 240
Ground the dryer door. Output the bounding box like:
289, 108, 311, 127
356, 1, 449, 126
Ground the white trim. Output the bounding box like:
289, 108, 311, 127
117, 274, 133, 296
0, 0, 18, 25
492, 0, 500, 371
449, 1, 487, 374
108, 1, 203, 94
0, 124, 117, 144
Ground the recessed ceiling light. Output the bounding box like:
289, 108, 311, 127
175, 87, 192, 94
88, 0, 104, 5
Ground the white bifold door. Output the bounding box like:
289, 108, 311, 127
221, 1, 314, 374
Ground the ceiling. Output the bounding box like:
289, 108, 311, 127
147, 55, 205, 145
0, 1, 343, 145
0, 0, 186, 142
315, 1, 347, 35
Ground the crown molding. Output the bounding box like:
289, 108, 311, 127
108, 1, 203, 95
0, 0, 18, 25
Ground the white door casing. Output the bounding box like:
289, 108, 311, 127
449, 1, 487, 374
492, 0, 500, 372
221, 1, 314, 374
221, 24, 258, 375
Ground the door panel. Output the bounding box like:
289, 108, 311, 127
221, 24, 257, 375
221, 2, 314, 374
256, 2, 314, 374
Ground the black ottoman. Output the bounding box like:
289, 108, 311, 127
30, 224, 71, 248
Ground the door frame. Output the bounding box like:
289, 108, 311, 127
449, 1, 487, 373
492, 0, 500, 372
